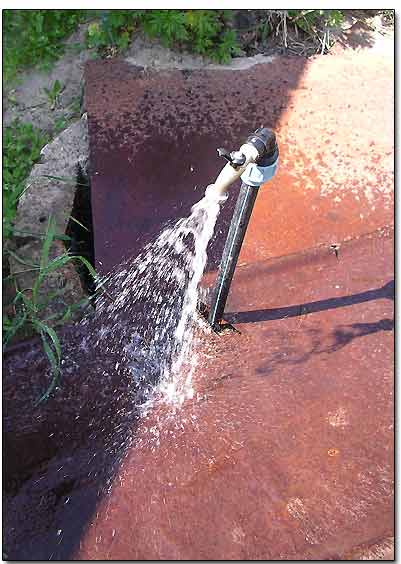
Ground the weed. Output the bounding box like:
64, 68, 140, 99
3, 120, 49, 240
143, 10, 189, 46
3, 120, 97, 402
43, 79, 64, 110
3, 217, 97, 403
86, 10, 142, 52
86, 10, 240, 63
3, 9, 88, 82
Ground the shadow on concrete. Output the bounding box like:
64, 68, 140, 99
226, 279, 394, 324
3, 324, 141, 560
333, 19, 378, 52
328, 317, 393, 351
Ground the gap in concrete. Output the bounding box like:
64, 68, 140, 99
65, 165, 96, 295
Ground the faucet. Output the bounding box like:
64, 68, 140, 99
206, 127, 279, 330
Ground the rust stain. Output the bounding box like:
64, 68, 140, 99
85, 54, 393, 275
77, 228, 393, 561
3, 52, 394, 560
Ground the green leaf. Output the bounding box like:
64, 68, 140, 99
36, 321, 62, 361
35, 330, 61, 404
74, 255, 97, 279
2, 312, 27, 347
39, 216, 56, 271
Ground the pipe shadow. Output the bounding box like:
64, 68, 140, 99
328, 317, 394, 352
255, 315, 393, 378
226, 279, 394, 325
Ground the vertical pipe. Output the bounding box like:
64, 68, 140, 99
208, 182, 259, 330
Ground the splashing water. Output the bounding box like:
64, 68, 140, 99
85, 187, 223, 412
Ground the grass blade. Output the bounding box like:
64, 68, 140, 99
74, 255, 97, 279
68, 215, 89, 231
40, 174, 88, 186
13, 229, 72, 241
35, 328, 61, 405
40, 322, 62, 361
40, 216, 56, 271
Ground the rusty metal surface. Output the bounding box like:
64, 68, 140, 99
3, 324, 142, 560
3, 53, 394, 560
3, 230, 394, 560
77, 227, 394, 560
85, 53, 393, 275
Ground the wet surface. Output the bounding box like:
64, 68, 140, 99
77, 227, 394, 560
3, 325, 141, 560
3, 229, 393, 560
3, 54, 393, 559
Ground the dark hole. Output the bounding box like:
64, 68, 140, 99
65, 166, 95, 294
39, 215, 46, 223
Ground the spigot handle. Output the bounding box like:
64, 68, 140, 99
217, 148, 246, 170
217, 147, 233, 163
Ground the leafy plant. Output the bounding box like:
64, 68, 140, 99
3, 217, 97, 403
85, 10, 240, 63
213, 29, 241, 63
3, 10, 88, 82
43, 79, 64, 110
3, 120, 49, 240
86, 10, 143, 52
143, 10, 188, 46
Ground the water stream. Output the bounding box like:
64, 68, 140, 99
83, 187, 223, 413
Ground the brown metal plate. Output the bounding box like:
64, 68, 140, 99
77, 228, 394, 560
3, 52, 393, 560
85, 53, 393, 275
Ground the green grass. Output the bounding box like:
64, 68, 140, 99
3, 120, 49, 240
2, 117, 98, 404
3, 217, 97, 403
2, 121, 97, 398
3, 9, 242, 80
3, 9, 88, 82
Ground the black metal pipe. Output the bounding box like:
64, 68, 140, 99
208, 182, 259, 330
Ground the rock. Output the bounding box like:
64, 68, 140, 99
3, 25, 92, 133
14, 115, 89, 238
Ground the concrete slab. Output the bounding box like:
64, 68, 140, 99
80, 53, 393, 559
3, 228, 393, 560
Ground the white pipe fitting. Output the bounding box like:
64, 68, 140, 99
206, 143, 259, 200
240, 158, 279, 187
